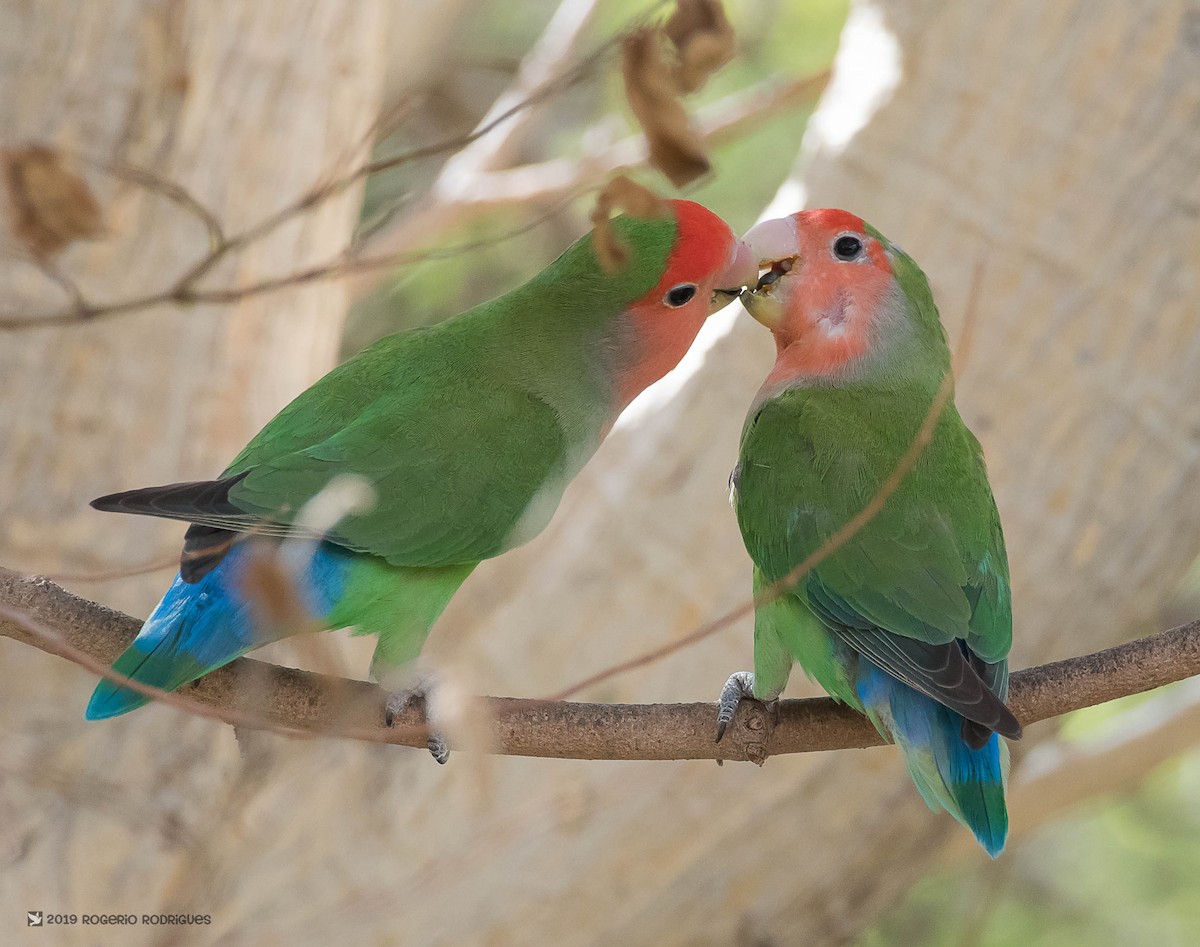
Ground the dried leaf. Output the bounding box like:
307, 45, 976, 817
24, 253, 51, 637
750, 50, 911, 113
589, 175, 670, 273
594, 174, 670, 221
665, 0, 736, 93
2, 145, 103, 259
621, 29, 711, 188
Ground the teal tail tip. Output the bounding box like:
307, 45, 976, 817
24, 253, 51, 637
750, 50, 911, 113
973, 810, 1008, 859
953, 753, 1010, 858
84, 643, 157, 720
85, 679, 152, 720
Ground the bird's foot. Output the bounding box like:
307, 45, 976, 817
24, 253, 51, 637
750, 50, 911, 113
384, 676, 449, 764
715, 670, 757, 743
714, 670, 779, 765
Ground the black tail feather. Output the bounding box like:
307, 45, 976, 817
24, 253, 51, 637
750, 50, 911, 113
92, 471, 253, 583
90, 471, 251, 522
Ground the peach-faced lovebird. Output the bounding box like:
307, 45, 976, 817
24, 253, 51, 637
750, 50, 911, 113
88, 201, 756, 760
717, 209, 1020, 854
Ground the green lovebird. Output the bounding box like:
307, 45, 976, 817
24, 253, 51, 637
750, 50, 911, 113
718, 208, 1020, 854
88, 200, 757, 760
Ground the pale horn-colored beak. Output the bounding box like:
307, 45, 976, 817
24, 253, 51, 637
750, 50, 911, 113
710, 238, 759, 311
739, 216, 801, 329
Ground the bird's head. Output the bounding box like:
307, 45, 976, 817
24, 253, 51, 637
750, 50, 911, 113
604, 199, 757, 405
740, 208, 948, 386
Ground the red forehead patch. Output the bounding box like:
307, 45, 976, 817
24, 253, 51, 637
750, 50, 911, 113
661, 199, 734, 284
797, 207, 868, 236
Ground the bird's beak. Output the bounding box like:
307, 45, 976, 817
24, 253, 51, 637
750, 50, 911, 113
710, 239, 759, 311
739, 217, 802, 330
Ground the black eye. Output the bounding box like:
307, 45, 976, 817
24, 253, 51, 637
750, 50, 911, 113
833, 235, 864, 260
664, 283, 698, 307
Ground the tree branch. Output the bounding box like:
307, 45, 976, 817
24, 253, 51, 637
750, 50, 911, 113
2, 566, 1198, 763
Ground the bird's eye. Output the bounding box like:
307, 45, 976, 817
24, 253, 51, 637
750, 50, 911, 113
833, 235, 864, 261
663, 283, 698, 307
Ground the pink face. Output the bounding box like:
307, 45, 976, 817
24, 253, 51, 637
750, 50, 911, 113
740, 209, 896, 379
612, 201, 758, 407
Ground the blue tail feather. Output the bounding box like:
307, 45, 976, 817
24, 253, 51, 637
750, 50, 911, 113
857, 664, 1009, 857
85, 540, 352, 720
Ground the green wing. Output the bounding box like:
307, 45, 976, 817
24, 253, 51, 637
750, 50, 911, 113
91, 311, 577, 569
225, 315, 573, 566
737, 384, 1010, 655
735, 384, 1015, 732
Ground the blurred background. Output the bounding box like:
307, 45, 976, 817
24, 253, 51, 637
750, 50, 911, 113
2, 0, 1199, 943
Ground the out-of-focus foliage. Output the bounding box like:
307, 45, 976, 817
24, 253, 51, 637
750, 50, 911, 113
345, 0, 848, 356
861, 694, 1200, 947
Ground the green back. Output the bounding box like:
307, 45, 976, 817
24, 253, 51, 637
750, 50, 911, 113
218, 213, 678, 566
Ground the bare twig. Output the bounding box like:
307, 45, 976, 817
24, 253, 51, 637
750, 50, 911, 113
91, 156, 225, 252
0, 198, 578, 329
435, 0, 606, 191
0, 3, 671, 332
2, 567, 1197, 763
545, 370, 956, 702
0, 67, 825, 330
349, 69, 830, 300
164, 4, 646, 288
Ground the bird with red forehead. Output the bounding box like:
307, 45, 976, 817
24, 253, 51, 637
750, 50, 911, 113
718, 208, 1020, 856
86, 199, 756, 762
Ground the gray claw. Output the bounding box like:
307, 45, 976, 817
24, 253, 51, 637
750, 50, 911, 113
427, 733, 449, 765
715, 670, 756, 743
385, 681, 450, 763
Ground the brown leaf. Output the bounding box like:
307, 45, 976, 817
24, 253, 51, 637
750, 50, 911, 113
589, 175, 670, 274
665, 0, 736, 94
2, 145, 104, 259
621, 29, 711, 188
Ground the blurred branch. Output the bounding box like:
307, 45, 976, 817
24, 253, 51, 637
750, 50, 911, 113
0, 4, 824, 330
348, 0, 606, 260
0, 199, 579, 330
471, 71, 831, 209
0, 3, 664, 332
2, 566, 1198, 763
437, 0, 605, 185
349, 69, 829, 300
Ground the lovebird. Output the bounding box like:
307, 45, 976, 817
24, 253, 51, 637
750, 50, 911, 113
718, 208, 1020, 854
88, 200, 756, 760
